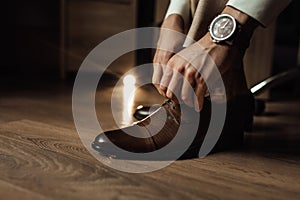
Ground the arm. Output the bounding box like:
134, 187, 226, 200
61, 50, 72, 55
227, 0, 291, 27
165, 0, 190, 29
152, 0, 190, 97
161, 2, 291, 111
157, 1, 292, 111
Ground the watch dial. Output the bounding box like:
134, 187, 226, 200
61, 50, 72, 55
212, 16, 234, 39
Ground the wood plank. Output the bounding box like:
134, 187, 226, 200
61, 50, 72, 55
0, 179, 50, 200
0, 80, 300, 199
0, 114, 299, 199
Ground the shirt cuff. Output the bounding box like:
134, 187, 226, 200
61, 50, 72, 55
227, 0, 291, 27
165, 0, 190, 27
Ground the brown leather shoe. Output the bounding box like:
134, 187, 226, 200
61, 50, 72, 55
92, 94, 254, 160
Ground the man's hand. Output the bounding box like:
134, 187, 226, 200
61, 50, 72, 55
152, 14, 185, 97
160, 32, 248, 112
155, 6, 259, 112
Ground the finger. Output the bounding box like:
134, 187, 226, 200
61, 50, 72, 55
152, 51, 170, 84
153, 50, 173, 97
181, 67, 197, 107
154, 84, 167, 97
159, 64, 173, 93
153, 51, 173, 93
194, 77, 207, 112
152, 62, 166, 96
152, 63, 163, 85
166, 70, 183, 103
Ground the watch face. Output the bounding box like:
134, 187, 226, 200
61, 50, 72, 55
210, 14, 236, 42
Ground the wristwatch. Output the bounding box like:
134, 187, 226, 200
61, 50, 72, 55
209, 14, 249, 50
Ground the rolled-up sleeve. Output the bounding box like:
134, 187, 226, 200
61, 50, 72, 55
227, 0, 291, 27
165, 0, 190, 27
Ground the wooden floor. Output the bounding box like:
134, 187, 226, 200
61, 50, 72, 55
0, 78, 300, 200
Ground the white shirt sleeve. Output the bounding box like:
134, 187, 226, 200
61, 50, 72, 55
227, 0, 291, 27
165, 0, 190, 27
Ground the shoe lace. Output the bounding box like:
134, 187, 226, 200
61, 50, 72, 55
162, 100, 180, 125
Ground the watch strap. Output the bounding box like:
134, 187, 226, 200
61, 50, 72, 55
209, 14, 252, 52
226, 23, 251, 52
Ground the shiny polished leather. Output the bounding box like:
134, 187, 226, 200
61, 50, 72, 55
92, 94, 254, 160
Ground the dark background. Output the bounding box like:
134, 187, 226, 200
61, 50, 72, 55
1, 0, 299, 98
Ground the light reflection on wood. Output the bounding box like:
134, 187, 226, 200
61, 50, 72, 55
122, 75, 136, 125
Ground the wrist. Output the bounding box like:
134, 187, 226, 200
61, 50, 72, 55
222, 6, 259, 39
207, 6, 260, 52
162, 14, 185, 31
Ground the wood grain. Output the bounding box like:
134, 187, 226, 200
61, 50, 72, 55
0, 80, 300, 200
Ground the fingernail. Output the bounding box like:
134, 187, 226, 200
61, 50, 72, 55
166, 90, 172, 99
